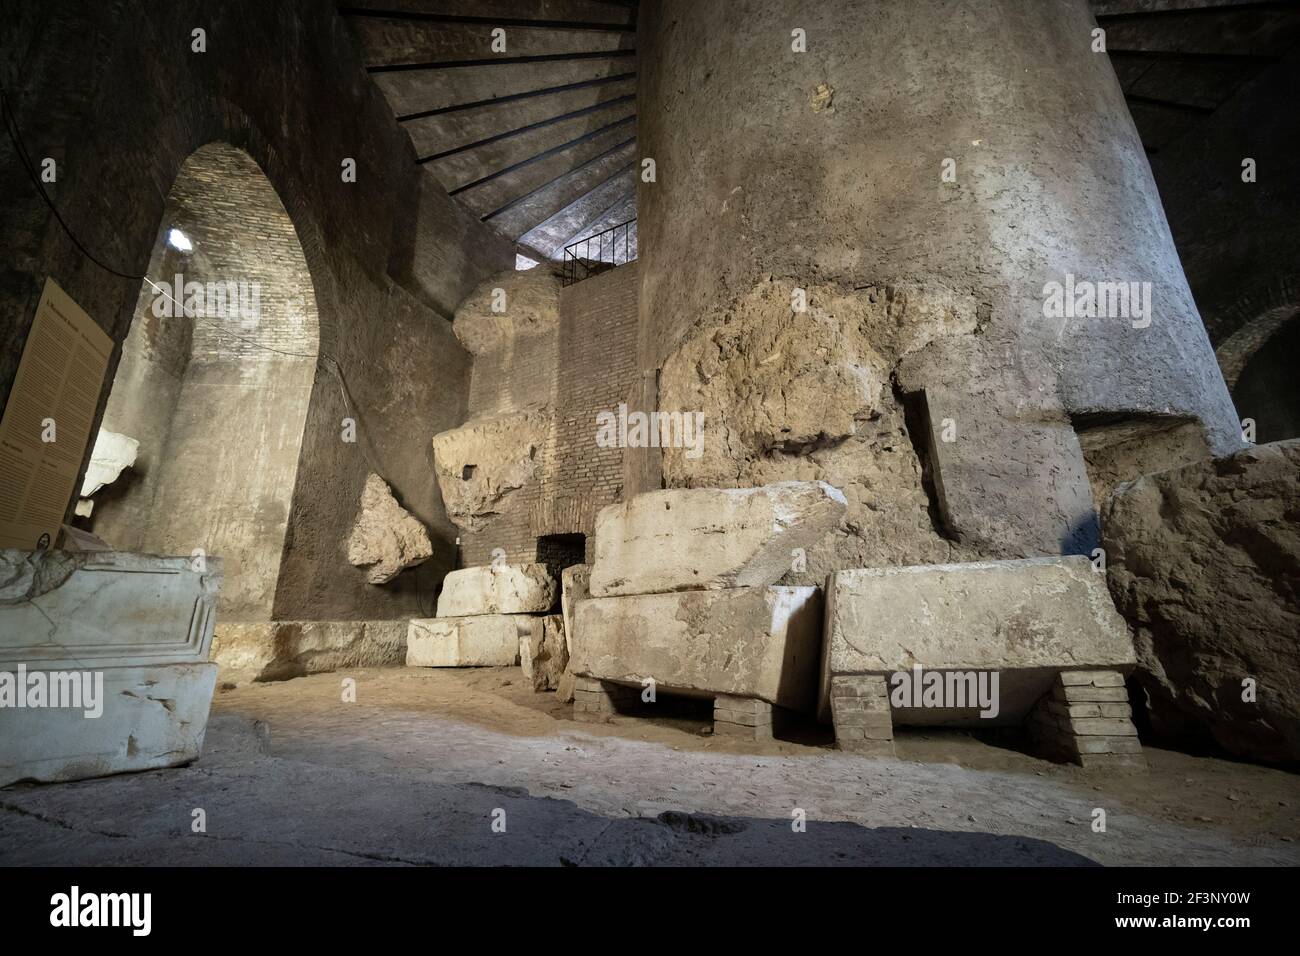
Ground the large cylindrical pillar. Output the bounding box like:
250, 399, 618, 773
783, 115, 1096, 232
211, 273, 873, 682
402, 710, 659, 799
635, 0, 1242, 576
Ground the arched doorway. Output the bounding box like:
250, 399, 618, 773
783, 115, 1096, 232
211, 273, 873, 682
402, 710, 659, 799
84, 142, 320, 623
1229, 313, 1300, 444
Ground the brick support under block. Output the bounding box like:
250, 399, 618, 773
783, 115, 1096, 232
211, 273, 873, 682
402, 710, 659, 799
1028, 670, 1146, 771
713, 695, 774, 741
829, 675, 895, 757
572, 677, 640, 722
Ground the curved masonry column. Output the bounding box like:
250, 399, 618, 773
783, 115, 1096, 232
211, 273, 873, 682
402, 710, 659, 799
634, 0, 1243, 572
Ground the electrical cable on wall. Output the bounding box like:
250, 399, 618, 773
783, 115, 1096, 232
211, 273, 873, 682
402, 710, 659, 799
2, 81, 395, 486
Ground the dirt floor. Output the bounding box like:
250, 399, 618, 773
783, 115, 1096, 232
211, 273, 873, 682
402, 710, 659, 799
1, 667, 1297, 866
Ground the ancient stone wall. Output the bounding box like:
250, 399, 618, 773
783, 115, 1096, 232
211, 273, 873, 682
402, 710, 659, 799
0, 0, 514, 620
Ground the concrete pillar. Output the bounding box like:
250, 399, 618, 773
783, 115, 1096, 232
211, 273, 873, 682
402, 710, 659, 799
635, 0, 1242, 566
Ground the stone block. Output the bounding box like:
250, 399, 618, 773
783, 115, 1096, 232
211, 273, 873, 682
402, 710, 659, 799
345, 473, 432, 584
0, 662, 217, 787
431, 407, 549, 533
572, 586, 823, 711
0, 549, 223, 786
520, 615, 568, 692
212, 620, 407, 682
436, 563, 557, 617
406, 615, 525, 667
818, 556, 1136, 723
589, 482, 846, 598
560, 564, 591, 655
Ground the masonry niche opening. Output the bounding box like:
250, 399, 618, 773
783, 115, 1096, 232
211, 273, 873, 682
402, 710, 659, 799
536, 533, 586, 593
85, 142, 320, 624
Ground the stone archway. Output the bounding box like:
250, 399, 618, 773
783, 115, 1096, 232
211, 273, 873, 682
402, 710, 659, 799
85, 141, 320, 624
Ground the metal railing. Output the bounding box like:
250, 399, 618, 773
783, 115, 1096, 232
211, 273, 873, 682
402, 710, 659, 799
561, 218, 636, 287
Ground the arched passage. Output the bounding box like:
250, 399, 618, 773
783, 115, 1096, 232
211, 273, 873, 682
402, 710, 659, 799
85, 142, 320, 622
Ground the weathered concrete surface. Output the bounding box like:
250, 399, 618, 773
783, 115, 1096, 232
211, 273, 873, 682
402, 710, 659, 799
431, 407, 550, 532
0, 662, 217, 787
436, 563, 557, 618
520, 615, 569, 692
407, 615, 525, 667
561, 564, 591, 655
346, 474, 433, 585
453, 270, 561, 356
0, 549, 222, 786
212, 620, 407, 682
589, 482, 847, 597
1102, 440, 1300, 762
818, 557, 1137, 723
573, 586, 823, 711
80, 429, 139, 497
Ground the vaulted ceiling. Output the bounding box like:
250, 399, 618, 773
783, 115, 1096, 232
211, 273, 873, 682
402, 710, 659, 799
1093, 0, 1300, 154
341, 0, 638, 263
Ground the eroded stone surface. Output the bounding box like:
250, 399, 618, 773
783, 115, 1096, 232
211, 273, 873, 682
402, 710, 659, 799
1102, 440, 1300, 762
520, 614, 568, 692
589, 482, 847, 597
431, 407, 550, 532
436, 563, 557, 617
818, 557, 1137, 723
346, 474, 432, 584
572, 586, 823, 710
452, 269, 561, 355
658, 279, 974, 583
407, 615, 525, 667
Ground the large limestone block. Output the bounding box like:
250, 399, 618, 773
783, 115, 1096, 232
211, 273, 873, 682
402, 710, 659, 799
436, 563, 557, 617
818, 556, 1136, 723
406, 615, 525, 667
346, 474, 432, 584
560, 564, 591, 654
1102, 440, 1300, 762
571, 586, 823, 711
520, 615, 568, 692
589, 482, 847, 597
212, 620, 407, 682
0, 662, 218, 787
431, 407, 549, 532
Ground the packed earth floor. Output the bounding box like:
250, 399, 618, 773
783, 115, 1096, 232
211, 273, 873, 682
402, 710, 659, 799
2, 668, 1296, 867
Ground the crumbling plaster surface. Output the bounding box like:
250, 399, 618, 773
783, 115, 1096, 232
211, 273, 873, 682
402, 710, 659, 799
636, 1, 1244, 554
0, 0, 513, 622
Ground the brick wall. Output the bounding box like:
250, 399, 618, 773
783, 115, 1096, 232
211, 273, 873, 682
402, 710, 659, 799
459, 262, 639, 567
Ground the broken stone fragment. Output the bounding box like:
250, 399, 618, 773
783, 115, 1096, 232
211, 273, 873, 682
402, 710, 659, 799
436, 563, 557, 617
430, 406, 549, 532
452, 269, 561, 355
406, 615, 526, 667
589, 481, 847, 597
79, 429, 139, 497
1101, 439, 1300, 762
560, 564, 591, 655
345, 474, 432, 585
572, 586, 823, 711
520, 614, 568, 692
